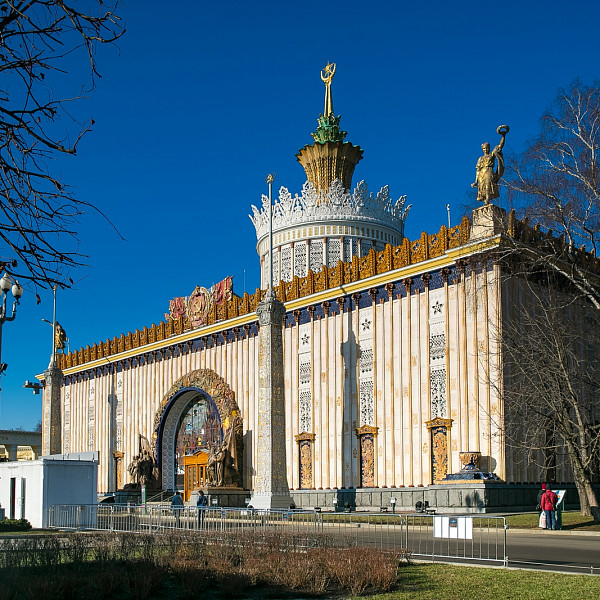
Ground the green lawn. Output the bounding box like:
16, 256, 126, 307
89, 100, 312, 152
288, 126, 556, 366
505, 511, 600, 531
321, 510, 600, 531
359, 563, 600, 600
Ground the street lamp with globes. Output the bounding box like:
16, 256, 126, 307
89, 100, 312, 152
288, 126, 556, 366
0, 270, 22, 428
0, 271, 23, 385
0, 272, 23, 432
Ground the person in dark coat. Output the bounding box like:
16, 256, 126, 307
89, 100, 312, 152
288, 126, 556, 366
197, 490, 208, 528
171, 491, 184, 527
540, 484, 558, 530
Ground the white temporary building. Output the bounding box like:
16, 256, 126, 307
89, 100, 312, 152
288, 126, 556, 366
0, 452, 97, 528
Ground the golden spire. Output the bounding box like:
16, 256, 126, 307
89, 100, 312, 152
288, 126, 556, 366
296, 63, 363, 195
320, 62, 336, 117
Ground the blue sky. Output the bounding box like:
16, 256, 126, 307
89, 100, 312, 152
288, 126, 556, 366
2, 0, 599, 430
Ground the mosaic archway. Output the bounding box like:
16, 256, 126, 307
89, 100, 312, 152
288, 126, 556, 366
153, 369, 243, 491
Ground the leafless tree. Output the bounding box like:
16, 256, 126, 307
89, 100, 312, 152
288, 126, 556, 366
494, 80, 600, 520
498, 265, 600, 521
0, 0, 124, 292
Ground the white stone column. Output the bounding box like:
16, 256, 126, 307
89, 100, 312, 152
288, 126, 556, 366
7, 444, 17, 461
43, 363, 63, 456
250, 293, 293, 509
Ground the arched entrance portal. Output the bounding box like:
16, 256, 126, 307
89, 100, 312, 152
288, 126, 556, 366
153, 369, 243, 492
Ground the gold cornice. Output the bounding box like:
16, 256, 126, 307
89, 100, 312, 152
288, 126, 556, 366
40, 311, 255, 378
294, 432, 316, 442
284, 235, 501, 312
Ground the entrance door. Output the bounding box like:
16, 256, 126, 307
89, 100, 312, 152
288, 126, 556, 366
183, 450, 209, 502
9, 477, 25, 519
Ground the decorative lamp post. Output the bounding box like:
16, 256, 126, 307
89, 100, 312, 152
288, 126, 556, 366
250, 173, 293, 510
0, 271, 23, 426
266, 173, 275, 296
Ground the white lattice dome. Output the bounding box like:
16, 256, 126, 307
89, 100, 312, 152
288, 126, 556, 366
250, 179, 410, 289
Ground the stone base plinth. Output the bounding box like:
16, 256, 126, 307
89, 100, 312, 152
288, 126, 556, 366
249, 493, 295, 510
203, 489, 250, 508
289, 483, 595, 514
470, 204, 507, 240
114, 489, 142, 504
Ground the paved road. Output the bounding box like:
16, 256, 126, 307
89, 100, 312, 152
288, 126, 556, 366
405, 526, 600, 574
503, 529, 600, 574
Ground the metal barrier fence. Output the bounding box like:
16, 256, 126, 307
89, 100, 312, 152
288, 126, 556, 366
48, 505, 322, 534
404, 514, 507, 566
46, 505, 506, 563
319, 512, 406, 551
47, 505, 407, 550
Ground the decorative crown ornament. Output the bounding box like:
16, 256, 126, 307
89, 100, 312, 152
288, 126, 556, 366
250, 178, 410, 242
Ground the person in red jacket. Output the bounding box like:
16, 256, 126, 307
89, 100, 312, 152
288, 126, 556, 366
541, 483, 558, 530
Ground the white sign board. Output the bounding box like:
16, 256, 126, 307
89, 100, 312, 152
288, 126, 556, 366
433, 515, 473, 539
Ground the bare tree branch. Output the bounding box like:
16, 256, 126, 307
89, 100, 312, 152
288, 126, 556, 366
0, 0, 124, 290
492, 81, 600, 520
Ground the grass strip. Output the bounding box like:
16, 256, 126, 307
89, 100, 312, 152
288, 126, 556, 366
359, 563, 600, 600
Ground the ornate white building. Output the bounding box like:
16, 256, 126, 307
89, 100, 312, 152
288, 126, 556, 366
39, 69, 599, 512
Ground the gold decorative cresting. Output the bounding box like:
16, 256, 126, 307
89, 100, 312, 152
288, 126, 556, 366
58, 216, 473, 372
296, 62, 363, 195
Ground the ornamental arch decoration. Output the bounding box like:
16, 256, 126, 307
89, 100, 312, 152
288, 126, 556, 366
152, 369, 243, 491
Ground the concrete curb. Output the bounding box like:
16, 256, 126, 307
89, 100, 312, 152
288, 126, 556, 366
508, 527, 600, 537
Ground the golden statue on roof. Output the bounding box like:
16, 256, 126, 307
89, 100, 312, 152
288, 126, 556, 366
320, 61, 336, 117
472, 125, 510, 205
